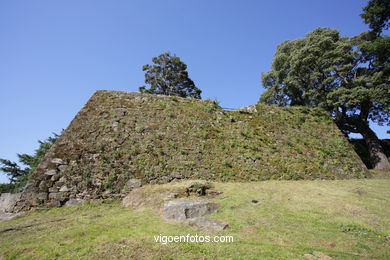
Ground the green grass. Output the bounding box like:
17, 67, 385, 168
1, 178, 389, 259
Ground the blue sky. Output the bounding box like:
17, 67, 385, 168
0, 0, 388, 183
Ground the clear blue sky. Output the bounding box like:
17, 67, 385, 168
0, 0, 388, 183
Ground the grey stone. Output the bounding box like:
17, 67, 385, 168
58, 165, 68, 172
38, 181, 48, 191
48, 192, 66, 201
51, 158, 64, 165
58, 177, 66, 183
0, 212, 20, 221
162, 199, 219, 221
51, 174, 61, 182
0, 193, 21, 213
159, 176, 173, 184
46, 200, 61, 207
44, 169, 57, 176
36, 192, 48, 201
65, 198, 85, 207
56, 177, 67, 186
59, 185, 70, 192
49, 187, 59, 193
187, 217, 229, 232
171, 172, 183, 179
48, 192, 58, 200
125, 178, 142, 189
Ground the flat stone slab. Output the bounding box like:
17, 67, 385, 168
162, 199, 219, 221
187, 217, 229, 233
0, 212, 20, 221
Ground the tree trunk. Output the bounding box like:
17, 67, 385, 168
359, 124, 390, 170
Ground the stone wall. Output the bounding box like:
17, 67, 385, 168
12, 91, 367, 212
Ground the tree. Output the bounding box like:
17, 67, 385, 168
361, 0, 390, 37
139, 52, 202, 99
0, 133, 58, 192
0, 159, 27, 184
260, 28, 390, 170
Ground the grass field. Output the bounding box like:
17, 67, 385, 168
1, 177, 389, 259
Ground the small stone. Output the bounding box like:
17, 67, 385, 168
46, 179, 54, 188
125, 179, 142, 189
51, 174, 61, 182
56, 177, 66, 186
48, 192, 66, 201
304, 254, 316, 260
186, 181, 212, 196
36, 192, 48, 201
58, 177, 66, 183
44, 169, 57, 176
58, 165, 68, 172
46, 200, 61, 207
313, 251, 332, 260
65, 198, 85, 207
48, 193, 58, 200
49, 187, 59, 193
59, 185, 70, 192
51, 158, 64, 165
38, 181, 48, 191
159, 176, 173, 184
171, 172, 183, 179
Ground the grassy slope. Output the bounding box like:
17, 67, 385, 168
1, 178, 389, 259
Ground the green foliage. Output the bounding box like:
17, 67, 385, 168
54, 91, 366, 191
0, 133, 59, 192
361, 0, 390, 36
259, 27, 390, 169
139, 52, 202, 99
0, 159, 27, 185
0, 183, 16, 193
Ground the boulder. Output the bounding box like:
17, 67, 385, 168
0, 193, 21, 213
162, 199, 219, 221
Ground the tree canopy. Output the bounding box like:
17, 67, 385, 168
139, 52, 202, 99
0, 133, 58, 192
260, 27, 390, 170
361, 0, 390, 36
